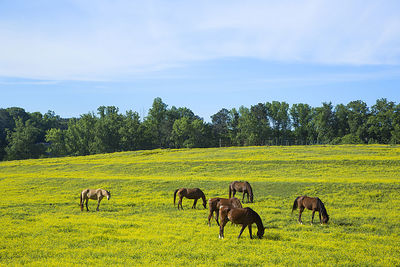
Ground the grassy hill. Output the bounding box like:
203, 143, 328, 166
0, 145, 399, 265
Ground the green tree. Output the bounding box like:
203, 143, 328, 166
119, 110, 142, 151
368, 98, 396, 144
266, 101, 291, 145
171, 117, 191, 148
346, 100, 369, 143
5, 118, 45, 160
211, 108, 231, 147
94, 106, 123, 153
334, 104, 350, 138
314, 102, 336, 144
45, 128, 68, 157
0, 109, 14, 160
390, 103, 400, 144
65, 113, 97, 155
144, 97, 169, 148
290, 103, 314, 145
236, 104, 270, 146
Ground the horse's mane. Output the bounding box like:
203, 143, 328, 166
316, 197, 329, 218
245, 182, 253, 198
246, 207, 263, 227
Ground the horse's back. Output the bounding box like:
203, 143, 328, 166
299, 196, 319, 210
185, 188, 204, 198
83, 189, 100, 200
227, 207, 256, 224
218, 197, 242, 208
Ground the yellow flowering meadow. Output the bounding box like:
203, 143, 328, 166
0, 145, 399, 265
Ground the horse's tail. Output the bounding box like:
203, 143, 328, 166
229, 183, 232, 198
292, 196, 300, 214
174, 189, 179, 206
246, 182, 254, 202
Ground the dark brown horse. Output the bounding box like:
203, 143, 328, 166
292, 196, 329, 224
229, 181, 254, 203
80, 188, 110, 211
207, 197, 242, 226
219, 206, 265, 239
174, 188, 207, 210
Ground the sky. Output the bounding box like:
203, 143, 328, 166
1, 0, 400, 121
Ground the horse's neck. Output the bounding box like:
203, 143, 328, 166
254, 213, 264, 230
246, 184, 252, 193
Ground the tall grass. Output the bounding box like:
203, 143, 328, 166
0, 145, 399, 265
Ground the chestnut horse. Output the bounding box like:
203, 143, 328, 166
174, 188, 207, 210
80, 188, 110, 211
207, 197, 242, 226
219, 206, 265, 239
229, 181, 254, 203
292, 196, 329, 224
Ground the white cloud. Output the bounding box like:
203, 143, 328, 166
0, 0, 399, 80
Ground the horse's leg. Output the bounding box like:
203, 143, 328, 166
319, 212, 322, 224
311, 210, 315, 224
208, 209, 214, 226
219, 218, 228, 239
96, 199, 101, 211
298, 207, 304, 224
238, 225, 247, 239
85, 198, 89, 211
215, 210, 220, 226
80, 195, 84, 211
192, 199, 198, 209
248, 224, 253, 239
242, 192, 245, 203
178, 196, 183, 210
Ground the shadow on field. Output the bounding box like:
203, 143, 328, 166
264, 233, 283, 241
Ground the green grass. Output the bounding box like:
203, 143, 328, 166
0, 145, 399, 265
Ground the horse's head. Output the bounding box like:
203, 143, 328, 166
106, 190, 111, 200
322, 214, 329, 224
257, 227, 265, 239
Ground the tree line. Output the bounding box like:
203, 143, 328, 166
1, 97, 399, 161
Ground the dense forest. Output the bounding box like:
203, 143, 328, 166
1, 97, 399, 161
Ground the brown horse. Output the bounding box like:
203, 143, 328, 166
229, 181, 254, 203
207, 197, 242, 226
174, 188, 207, 210
80, 188, 111, 211
292, 196, 329, 224
219, 206, 265, 239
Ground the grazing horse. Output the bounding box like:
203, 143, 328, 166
219, 207, 265, 239
80, 189, 111, 211
292, 196, 329, 224
229, 181, 254, 203
207, 197, 242, 226
174, 188, 207, 210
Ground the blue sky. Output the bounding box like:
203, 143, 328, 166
1, 0, 400, 121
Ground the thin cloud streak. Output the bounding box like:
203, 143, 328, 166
0, 0, 399, 81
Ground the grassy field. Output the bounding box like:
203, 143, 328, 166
0, 145, 399, 266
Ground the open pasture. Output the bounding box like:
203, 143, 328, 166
0, 145, 399, 265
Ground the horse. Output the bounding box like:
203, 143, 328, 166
292, 196, 329, 224
218, 206, 265, 239
80, 188, 111, 211
174, 188, 207, 210
207, 197, 242, 226
229, 181, 254, 203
